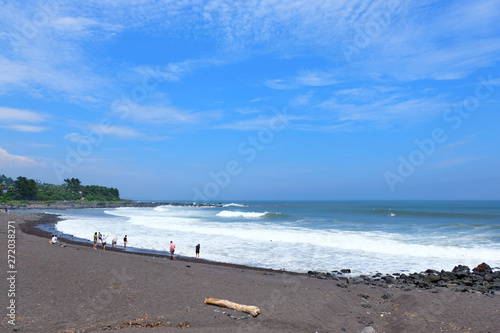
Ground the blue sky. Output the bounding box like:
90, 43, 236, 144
1, 0, 500, 201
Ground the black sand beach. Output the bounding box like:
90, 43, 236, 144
1, 211, 499, 332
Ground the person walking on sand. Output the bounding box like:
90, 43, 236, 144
170, 241, 176, 260
123, 235, 127, 250
93, 232, 98, 249
195, 244, 200, 259
102, 235, 108, 250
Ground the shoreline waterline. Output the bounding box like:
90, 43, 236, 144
47, 200, 500, 275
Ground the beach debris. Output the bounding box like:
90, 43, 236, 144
204, 298, 260, 317
214, 308, 251, 320
178, 322, 190, 329
361, 326, 377, 333
104, 318, 174, 330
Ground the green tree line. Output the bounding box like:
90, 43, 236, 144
0, 175, 121, 202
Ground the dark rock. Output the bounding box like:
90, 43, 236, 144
417, 280, 433, 289
353, 277, 365, 284
340, 269, 351, 274
336, 283, 348, 288
439, 275, 451, 282
436, 280, 448, 288
440, 270, 457, 280
473, 262, 492, 274
425, 274, 441, 283
381, 275, 396, 284
461, 279, 474, 286
360, 302, 372, 308
358, 292, 370, 299
455, 285, 468, 292
452, 265, 470, 278
382, 292, 393, 300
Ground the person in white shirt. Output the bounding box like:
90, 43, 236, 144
102, 235, 108, 250
49, 235, 58, 244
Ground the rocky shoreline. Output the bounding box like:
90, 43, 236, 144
308, 263, 500, 296
1, 200, 222, 210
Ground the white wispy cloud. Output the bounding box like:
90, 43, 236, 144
0, 3, 115, 103
50, 16, 122, 34
318, 87, 450, 128
440, 135, 480, 151
0, 106, 48, 132
0, 106, 45, 122
361, 0, 500, 81
7, 125, 47, 133
129, 105, 198, 124
265, 70, 338, 90
91, 125, 141, 139
0, 147, 38, 167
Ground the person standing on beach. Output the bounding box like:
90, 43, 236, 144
93, 232, 98, 249
123, 235, 127, 250
170, 241, 176, 260
112, 237, 117, 248
195, 244, 200, 259
102, 235, 108, 250
98, 232, 102, 245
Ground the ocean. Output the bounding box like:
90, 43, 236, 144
42, 201, 500, 275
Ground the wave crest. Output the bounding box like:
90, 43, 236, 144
217, 210, 268, 218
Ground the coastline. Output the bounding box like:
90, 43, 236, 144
1, 211, 499, 332
26, 210, 500, 292
1, 201, 222, 211
19, 211, 301, 275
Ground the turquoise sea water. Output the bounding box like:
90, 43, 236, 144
44, 200, 500, 275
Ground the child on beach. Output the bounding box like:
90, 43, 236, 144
93, 232, 98, 249
49, 235, 58, 244
123, 235, 127, 250
112, 237, 117, 248
195, 244, 200, 259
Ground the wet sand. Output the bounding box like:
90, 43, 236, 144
1, 212, 499, 332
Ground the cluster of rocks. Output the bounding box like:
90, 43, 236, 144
308, 263, 500, 296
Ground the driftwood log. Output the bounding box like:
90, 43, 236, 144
204, 298, 261, 317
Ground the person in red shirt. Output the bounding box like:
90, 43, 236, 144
170, 241, 176, 260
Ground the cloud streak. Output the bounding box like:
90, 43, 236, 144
0, 148, 38, 167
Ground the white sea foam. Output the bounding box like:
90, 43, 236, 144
216, 210, 268, 218
223, 203, 247, 207
53, 206, 500, 275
